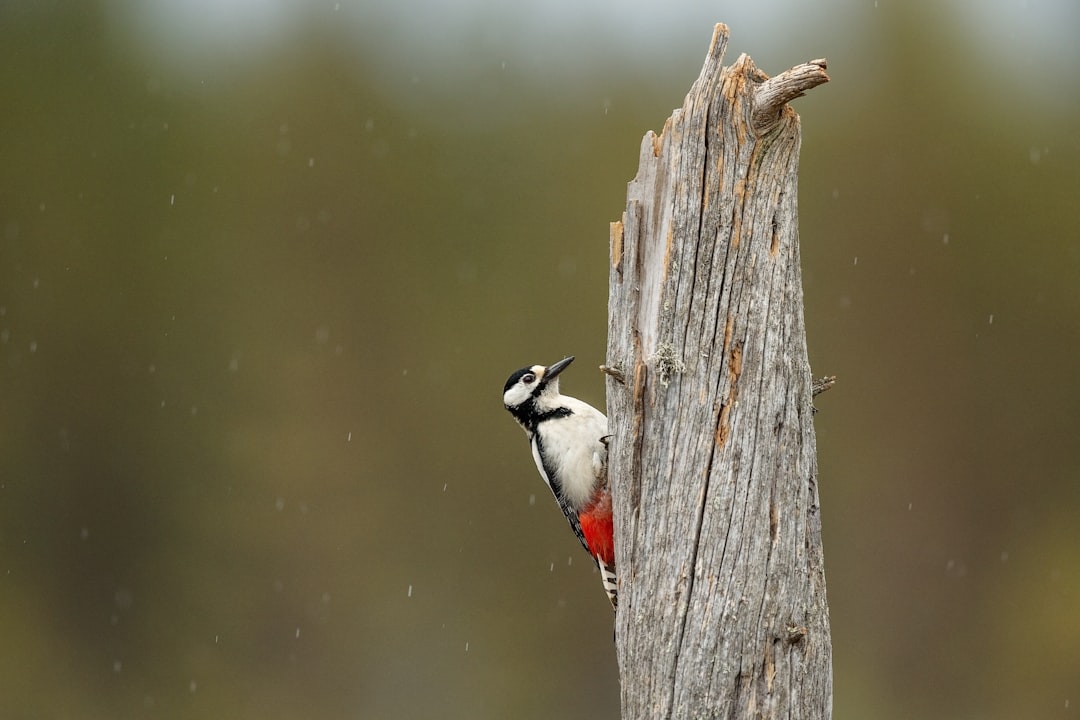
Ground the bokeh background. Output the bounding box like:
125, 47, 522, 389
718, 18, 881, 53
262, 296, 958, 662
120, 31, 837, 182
2, 1, 1078, 718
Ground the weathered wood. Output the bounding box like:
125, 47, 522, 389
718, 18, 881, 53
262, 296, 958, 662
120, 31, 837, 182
604, 24, 832, 720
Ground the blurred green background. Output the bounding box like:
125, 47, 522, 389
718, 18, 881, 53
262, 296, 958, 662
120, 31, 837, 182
2, 1, 1078, 718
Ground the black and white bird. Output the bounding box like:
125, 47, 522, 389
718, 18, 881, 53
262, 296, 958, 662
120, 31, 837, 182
502, 356, 616, 609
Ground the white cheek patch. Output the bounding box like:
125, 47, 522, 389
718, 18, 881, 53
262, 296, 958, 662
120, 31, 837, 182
503, 384, 529, 407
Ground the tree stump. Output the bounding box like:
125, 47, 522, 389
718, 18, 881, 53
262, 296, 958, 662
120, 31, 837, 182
604, 24, 832, 719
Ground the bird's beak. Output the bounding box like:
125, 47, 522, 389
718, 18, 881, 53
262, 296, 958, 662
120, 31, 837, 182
544, 356, 575, 381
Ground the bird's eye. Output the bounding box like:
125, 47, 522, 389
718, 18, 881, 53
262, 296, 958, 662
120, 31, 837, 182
522, 373, 536, 384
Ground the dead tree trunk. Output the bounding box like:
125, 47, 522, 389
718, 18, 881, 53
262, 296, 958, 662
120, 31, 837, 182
604, 24, 832, 720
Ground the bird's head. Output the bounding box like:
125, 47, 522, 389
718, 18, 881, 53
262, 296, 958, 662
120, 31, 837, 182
502, 356, 574, 419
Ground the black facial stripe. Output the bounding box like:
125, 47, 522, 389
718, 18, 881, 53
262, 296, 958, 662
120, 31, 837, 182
507, 401, 571, 432
506, 398, 536, 427
533, 406, 572, 424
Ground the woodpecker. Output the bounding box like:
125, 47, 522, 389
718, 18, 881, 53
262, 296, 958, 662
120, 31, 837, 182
502, 356, 616, 609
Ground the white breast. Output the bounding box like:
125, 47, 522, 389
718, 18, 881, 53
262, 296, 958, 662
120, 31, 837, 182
534, 396, 607, 512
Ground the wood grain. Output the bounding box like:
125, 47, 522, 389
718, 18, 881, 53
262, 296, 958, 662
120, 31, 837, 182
605, 23, 833, 720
